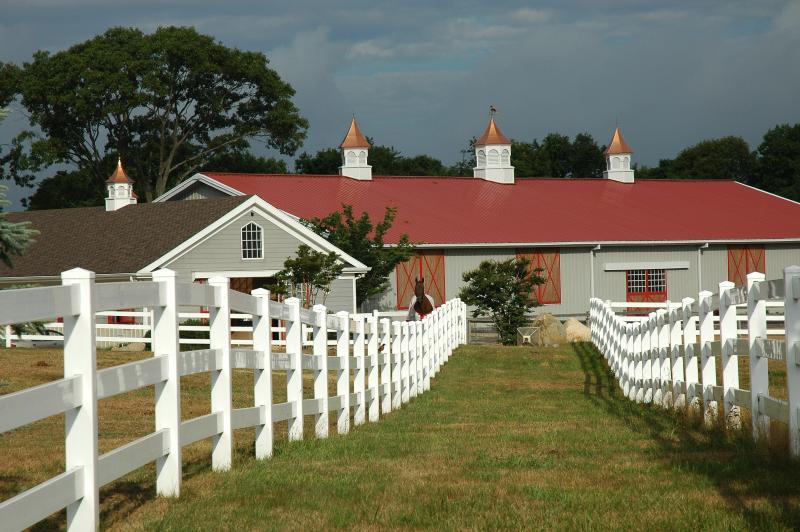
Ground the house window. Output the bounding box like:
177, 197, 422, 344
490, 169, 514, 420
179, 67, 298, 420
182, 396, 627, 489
728, 245, 765, 286
626, 269, 666, 302
241, 222, 263, 260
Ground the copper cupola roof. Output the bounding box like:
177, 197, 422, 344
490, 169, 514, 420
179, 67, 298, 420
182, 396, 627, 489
106, 157, 133, 183
339, 116, 371, 149
475, 116, 511, 146
605, 127, 634, 154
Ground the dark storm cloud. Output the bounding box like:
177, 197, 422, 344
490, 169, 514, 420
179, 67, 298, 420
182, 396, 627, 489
1, 0, 799, 207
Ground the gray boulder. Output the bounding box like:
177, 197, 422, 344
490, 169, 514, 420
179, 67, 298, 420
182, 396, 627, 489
530, 313, 567, 346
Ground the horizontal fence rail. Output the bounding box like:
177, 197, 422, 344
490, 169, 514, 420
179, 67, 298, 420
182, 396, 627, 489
590, 266, 800, 460
0, 268, 469, 531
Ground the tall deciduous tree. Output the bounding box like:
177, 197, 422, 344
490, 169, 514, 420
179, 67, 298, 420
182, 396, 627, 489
1, 26, 307, 202
0, 109, 37, 266
753, 124, 800, 201
273, 244, 344, 308
308, 204, 415, 306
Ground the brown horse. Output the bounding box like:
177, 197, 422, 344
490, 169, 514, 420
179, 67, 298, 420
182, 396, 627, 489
411, 277, 434, 317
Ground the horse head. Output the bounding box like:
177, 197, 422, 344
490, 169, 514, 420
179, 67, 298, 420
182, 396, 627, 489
413, 277, 433, 316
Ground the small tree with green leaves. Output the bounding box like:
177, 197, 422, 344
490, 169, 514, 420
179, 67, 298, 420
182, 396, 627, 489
274, 244, 344, 308
0, 185, 37, 267
459, 257, 544, 345
307, 204, 415, 307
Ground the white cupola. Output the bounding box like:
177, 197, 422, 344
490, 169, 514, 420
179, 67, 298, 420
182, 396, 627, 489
105, 157, 137, 211
473, 111, 514, 184
603, 127, 634, 184
339, 116, 372, 181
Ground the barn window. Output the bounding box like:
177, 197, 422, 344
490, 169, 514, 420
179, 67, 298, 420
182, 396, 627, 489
358, 150, 367, 165
241, 222, 263, 260
346, 151, 357, 165
625, 269, 666, 302
477, 150, 486, 167
395, 251, 446, 309
516, 249, 561, 304
488, 149, 500, 165
728, 245, 765, 286
501, 149, 510, 166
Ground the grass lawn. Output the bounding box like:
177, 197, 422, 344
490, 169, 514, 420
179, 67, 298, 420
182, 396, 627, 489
3, 343, 800, 530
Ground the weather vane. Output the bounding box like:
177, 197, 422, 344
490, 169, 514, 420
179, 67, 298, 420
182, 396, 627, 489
489, 104, 497, 117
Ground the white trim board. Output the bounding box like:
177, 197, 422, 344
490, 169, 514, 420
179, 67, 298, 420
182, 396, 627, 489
604, 261, 690, 271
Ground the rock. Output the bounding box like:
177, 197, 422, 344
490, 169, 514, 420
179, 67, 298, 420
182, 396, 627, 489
564, 318, 591, 343
111, 342, 147, 352
530, 313, 567, 346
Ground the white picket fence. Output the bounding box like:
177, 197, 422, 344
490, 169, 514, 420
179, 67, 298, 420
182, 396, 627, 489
2, 310, 409, 349
0, 268, 468, 531
591, 266, 800, 459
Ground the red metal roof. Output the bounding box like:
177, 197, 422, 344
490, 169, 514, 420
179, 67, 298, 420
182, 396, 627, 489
202, 173, 800, 245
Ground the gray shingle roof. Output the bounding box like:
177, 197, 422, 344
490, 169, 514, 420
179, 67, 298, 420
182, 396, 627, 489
0, 196, 250, 278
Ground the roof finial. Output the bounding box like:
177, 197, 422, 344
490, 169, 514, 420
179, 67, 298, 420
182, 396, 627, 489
489, 104, 497, 118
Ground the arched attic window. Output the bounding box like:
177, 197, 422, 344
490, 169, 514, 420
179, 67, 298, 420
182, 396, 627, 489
488, 149, 499, 165
241, 222, 263, 260
477, 150, 486, 167
501, 149, 510, 166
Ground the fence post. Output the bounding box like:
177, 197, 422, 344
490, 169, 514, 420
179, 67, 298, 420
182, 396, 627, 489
682, 297, 699, 411
657, 309, 670, 408
462, 300, 468, 345
152, 269, 182, 496
367, 314, 379, 422
392, 321, 402, 409
632, 322, 643, 402
698, 290, 717, 424
62, 268, 99, 531
312, 304, 329, 438
416, 321, 424, 393
783, 266, 800, 457
353, 315, 366, 425
4, 324, 10, 348
669, 306, 685, 409
409, 321, 418, 398
640, 313, 652, 403
622, 323, 632, 399
208, 277, 233, 469
336, 311, 350, 434
380, 317, 392, 415
423, 317, 432, 391
252, 289, 273, 458
401, 321, 410, 403
747, 272, 769, 440
284, 297, 304, 441
718, 281, 740, 428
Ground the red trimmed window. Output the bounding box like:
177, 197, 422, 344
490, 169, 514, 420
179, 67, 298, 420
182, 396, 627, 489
395, 251, 446, 309
626, 269, 667, 303
516, 249, 561, 304
727, 245, 765, 286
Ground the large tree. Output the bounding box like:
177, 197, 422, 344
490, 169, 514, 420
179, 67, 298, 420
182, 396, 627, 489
637, 136, 755, 181
753, 124, 800, 201
0, 111, 37, 265
511, 132, 605, 178
307, 204, 415, 306
1, 26, 307, 202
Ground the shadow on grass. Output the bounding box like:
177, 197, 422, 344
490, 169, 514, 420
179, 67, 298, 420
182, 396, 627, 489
572, 342, 800, 530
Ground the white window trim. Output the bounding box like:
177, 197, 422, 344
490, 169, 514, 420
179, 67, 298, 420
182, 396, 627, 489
605, 261, 689, 271
241, 221, 264, 261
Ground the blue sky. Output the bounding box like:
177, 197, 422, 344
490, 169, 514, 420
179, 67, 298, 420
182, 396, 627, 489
1, 0, 799, 208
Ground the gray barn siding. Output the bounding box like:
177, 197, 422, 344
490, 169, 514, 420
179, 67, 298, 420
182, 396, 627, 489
163, 210, 354, 312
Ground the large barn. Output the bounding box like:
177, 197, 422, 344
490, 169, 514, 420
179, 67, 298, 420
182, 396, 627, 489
155, 116, 800, 318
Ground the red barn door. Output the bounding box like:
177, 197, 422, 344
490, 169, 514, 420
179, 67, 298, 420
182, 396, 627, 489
728, 245, 765, 286
396, 251, 446, 309
516, 249, 561, 304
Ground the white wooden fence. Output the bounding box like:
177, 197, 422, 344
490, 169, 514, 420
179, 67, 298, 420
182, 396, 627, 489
0, 268, 467, 531
591, 266, 800, 459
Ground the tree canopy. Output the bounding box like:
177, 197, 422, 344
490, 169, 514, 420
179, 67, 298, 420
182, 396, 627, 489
1, 26, 307, 202
637, 136, 755, 181
307, 204, 415, 307
273, 244, 344, 308
752, 124, 800, 202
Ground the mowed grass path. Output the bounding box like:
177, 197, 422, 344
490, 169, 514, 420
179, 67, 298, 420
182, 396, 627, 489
117, 343, 800, 530
4, 343, 800, 530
